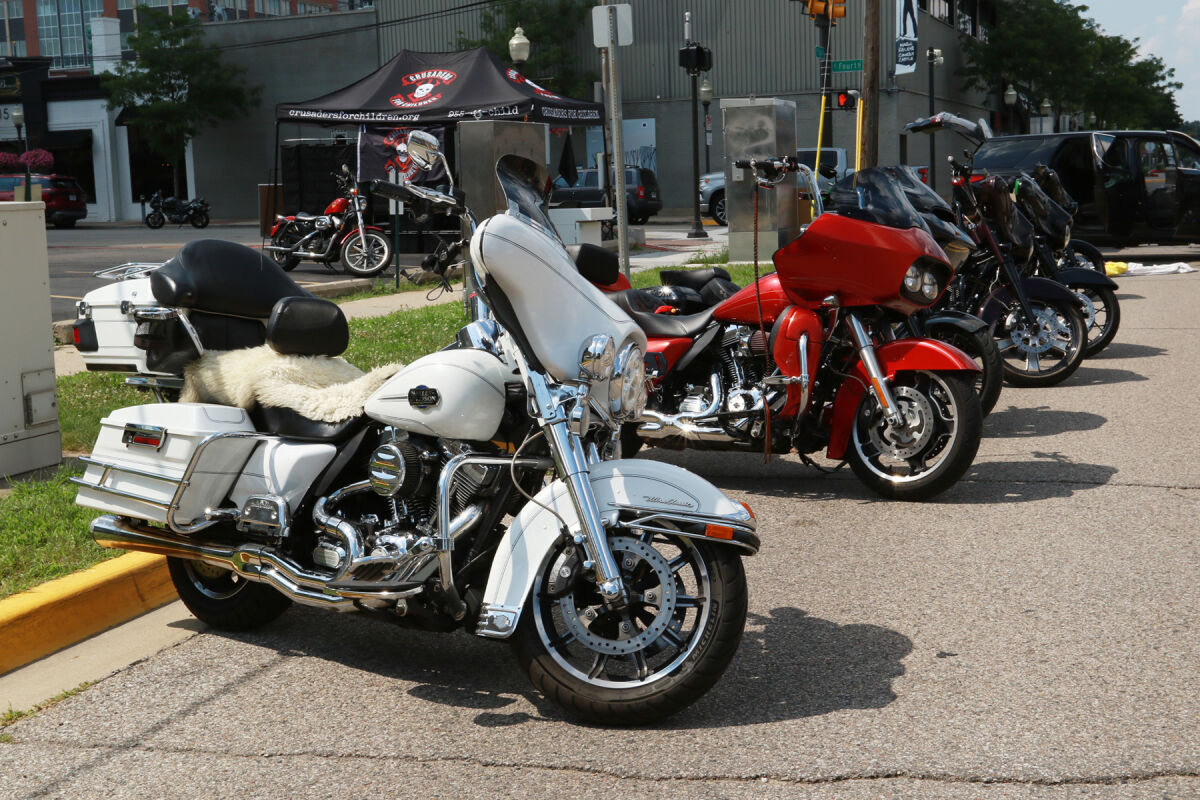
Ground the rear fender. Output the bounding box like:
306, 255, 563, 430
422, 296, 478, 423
826, 338, 979, 461
476, 458, 757, 639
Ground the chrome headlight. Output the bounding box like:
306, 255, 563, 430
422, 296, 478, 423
903, 265, 921, 292
579, 334, 616, 381
921, 271, 940, 300
901, 261, 944, 305
610, 342, 646, 418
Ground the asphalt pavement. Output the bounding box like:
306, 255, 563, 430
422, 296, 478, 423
3, 227, 1198, 798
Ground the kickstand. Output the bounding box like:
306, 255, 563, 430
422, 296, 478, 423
798, 453, 847, 475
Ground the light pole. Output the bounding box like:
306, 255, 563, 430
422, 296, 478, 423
12, 107, 29, 201
508, 26, 530, 70
1003, 83, 1017, 134
679, 13, 711, 240
1040, 97, 1053, 133
926, 47, 942, 192
699, 77, 713, 174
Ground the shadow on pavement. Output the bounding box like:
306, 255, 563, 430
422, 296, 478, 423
1063, 366, 1149, 387
1086, 342, 1166, 361
984, 405, 1107, 437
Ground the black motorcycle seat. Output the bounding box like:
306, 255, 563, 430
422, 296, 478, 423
266, 296, 349, 357
152, 239, 312, 319
659, 267, 732, 291
609, 288, 668, 314
610, 290, 716, 339
249, 404, 366, 442
293, 212, 319, 220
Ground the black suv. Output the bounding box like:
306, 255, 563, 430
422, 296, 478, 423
551, 166, 662, 225
972, 130, 1200, 246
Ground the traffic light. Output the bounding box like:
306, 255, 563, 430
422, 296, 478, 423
829, 0, 846, 23
678, 43, 712, 74
807, 1, 828, 15
835, 91, 857, 111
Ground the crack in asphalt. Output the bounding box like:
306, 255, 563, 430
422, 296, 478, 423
3, 739, 1198, 790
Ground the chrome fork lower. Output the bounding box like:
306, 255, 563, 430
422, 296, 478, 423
846, 313, 904, 427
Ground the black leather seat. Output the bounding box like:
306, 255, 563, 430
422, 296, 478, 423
249, 405, 366, 442
659, 267, 732, 291
609, 290, 716, 339
151, 239, 312, 319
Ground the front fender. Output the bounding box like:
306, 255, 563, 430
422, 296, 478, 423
920, 309, 988, 335
826, 338, 980, 461
1054, 266, 1118, 290
338, 226, 385, 244
979, 277, 1080, 324
476, 458, 757, 639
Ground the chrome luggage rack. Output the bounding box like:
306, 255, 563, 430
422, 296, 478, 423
93, 262, 165, 282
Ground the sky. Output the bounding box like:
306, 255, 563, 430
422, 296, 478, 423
1080, 0, 1200, 121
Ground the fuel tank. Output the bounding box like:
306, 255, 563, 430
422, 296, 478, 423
713, 273, 791, 326
364, 349, 514, 441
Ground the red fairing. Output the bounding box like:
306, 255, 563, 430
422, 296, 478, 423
773, 214, 950, 315
771, 306, 825, 417
825, 338, 981, 460
595, 273, 632, 293
325, 197, 350, 215
713, 273, 790, 326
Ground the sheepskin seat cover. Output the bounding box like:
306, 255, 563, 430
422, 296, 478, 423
180, 345, 404, 423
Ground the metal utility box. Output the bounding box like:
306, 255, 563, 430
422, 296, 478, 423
457, 121, 549, 224
721, 98, 800, 263
0, 201, 61, 477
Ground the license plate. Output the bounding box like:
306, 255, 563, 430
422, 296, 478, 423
68, 194, 77, 201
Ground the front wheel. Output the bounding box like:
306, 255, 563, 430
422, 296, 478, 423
995, 297, 1087, 387
513, 529, 747, 725
167, 557, 291, 631
145, 211, 165, 229
927, 325, 1003, 417
846, 370, 982, 501
190, 210, 210, 229
1061, 239, 1106, 273
340, 231, 392, 277
1075, 285, 1121, 357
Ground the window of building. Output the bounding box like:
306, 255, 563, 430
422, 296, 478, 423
38, 0, 106, 69
5, 0, 20, 19
117, 0, 132, 8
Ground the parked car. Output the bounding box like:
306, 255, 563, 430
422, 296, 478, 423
972, 130, 1200, 246
0, 173, 88, 228
699, 147, 852, 226
550, 166, 662, 224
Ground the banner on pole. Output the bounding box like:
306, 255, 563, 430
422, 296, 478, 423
896, 0, 918, 76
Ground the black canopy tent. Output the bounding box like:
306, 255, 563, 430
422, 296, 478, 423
270, 47, 604, 247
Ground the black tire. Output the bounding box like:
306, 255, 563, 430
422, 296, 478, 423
53, 219, 76, 229
1076, 285, 1121, 357
927, 325, 1003, 417
145, 211, 165, 229
845, 370, 981, 501
709, 190, 727, 226
268, 232, 301, 272
190, 211, 210, 229
629, 212, 649, 225
513, 529, 748, 725
994, 297, 1087, 387
1063, 239, 1105, 273
340, 231, 392, 277
166, 557, 291, 631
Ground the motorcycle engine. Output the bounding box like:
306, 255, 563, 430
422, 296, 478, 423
314, 215, 334, 231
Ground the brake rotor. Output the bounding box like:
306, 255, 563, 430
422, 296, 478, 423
868, 385, 935, 459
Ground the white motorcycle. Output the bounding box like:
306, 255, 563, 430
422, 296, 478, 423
71, 132, 758, 724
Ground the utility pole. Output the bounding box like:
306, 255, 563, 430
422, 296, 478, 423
862, 0, 880, 168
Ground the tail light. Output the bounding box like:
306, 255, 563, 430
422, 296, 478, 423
637, 186, 646, 199
917, 167, 929, 184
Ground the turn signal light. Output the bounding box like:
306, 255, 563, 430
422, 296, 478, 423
740, 501, 756, 520
704, 523, 734, 540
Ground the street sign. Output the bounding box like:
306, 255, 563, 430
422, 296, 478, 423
815, 45, 826, 59
592, 4, 633, 47
831, 59, 863, 73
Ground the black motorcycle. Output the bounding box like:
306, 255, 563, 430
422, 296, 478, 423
145, 191, 210, 229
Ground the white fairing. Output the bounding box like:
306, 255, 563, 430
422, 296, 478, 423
470, 213, 646, 382
364, 349, 514, 441
477, 459, 752, 638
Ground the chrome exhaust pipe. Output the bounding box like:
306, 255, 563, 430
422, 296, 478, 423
636, 372, 733, 442
91, 515, 356, 611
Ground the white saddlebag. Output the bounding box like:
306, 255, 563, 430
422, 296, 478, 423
74, 277, 166, 375
74, 403, 259, 527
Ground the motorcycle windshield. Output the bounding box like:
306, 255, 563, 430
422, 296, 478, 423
496, 154, 559, 241
1014, 172, 1072, 247
828, 168, 931, 233
882, 165, 955, 220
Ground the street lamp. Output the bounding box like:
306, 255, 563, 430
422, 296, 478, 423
1003, 83, 1017, 134
679, 24, 712, 240
698, 77, 713, 174
926, 47, 943, 192
12, 107, 29, 201
508, 26, 530, 69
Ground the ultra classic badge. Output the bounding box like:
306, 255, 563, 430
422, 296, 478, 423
390, 69, 458, 110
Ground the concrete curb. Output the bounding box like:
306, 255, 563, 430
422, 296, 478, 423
0, 552, 176, 675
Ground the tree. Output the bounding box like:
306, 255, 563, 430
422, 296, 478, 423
457, 0, 596, 101
960, 0, 1181, 131
102, 7, 260, 195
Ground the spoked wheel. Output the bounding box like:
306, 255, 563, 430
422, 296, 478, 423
846, 370, 982, 501
928, 326, 1003, 416
167, 557, 291, 631
514, 528, 747, 725
268, 232, 301, 272
145, 211, 165, 229
995, 297, 1087, 387
340, 231, 392, 277
1074, 285, 1121, 357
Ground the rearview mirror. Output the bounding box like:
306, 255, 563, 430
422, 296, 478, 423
407, 131, 441, 171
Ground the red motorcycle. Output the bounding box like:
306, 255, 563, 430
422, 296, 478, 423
266, 165, 392, 277
614, 160, 983, 501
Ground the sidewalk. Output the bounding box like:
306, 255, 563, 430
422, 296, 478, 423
2, 227, 727, 713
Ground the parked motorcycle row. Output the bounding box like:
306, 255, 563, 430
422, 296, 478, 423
68, 120, 1117, 726
144, 190, 210, 229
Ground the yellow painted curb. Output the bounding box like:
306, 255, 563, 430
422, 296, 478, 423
0, 552, 176, 675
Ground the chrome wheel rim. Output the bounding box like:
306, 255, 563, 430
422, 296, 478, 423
345, 234, 387, 271
1000, 302, 1080, 376
182, 561, 246, 600
851, 371, 960, 484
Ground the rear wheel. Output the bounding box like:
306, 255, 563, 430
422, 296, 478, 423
145, 211, 165, 229
167, 557, 291, 631
513, 527, 747, 725
995, 297, 1087, 387
846, 370, 982, 501
340, 231, 391, 277
190, 211, 210, 229
269, 230, 302, 272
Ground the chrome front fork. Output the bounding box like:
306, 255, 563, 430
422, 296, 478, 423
846, 313, 904, 428
526, 372, 625, 602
